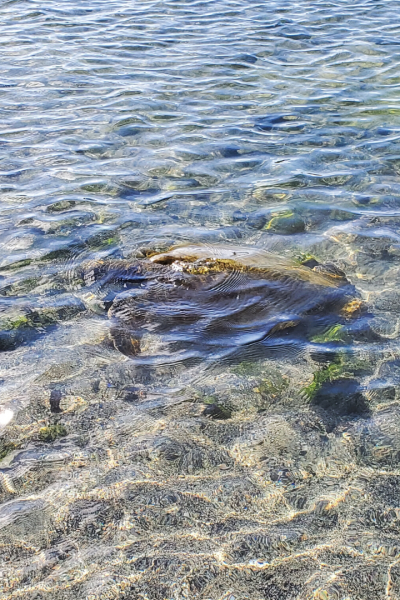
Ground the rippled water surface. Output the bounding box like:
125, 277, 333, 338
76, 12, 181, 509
2, 0, 400, 598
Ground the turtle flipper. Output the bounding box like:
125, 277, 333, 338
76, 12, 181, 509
109, 324, 141, 356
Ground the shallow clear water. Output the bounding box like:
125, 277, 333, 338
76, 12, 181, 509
2, 0, 400, 598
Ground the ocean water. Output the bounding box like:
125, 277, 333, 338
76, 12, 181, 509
1, 0, 400, 598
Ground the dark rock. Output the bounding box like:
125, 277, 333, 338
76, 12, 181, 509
309, 348, 343, 364
346, 317, 382, 343
202, 403, 232, 420
366, 380, 396, 403
119, 186, 160, 200
377, 127, 393, 136
378, 359, 400, 384
311, 378, 370, 417
270, 468, 292, 483
0, 330, 20, 352
118, 125, 143, 137
373, 290, 400, 313
255, 114, 306, 132
354, 195, 372, 205
232, 210, 247, 222
219, 146, 240, 158
109, 325, 141, 356
83, 246, 360, 369
49, 389, 62, 413
237, 53, 257, 64
313, 262, 346, 280
302, 257, 320, 269
247, 213, 268, 229
46, 200, 77, 213
121, 386, 147, 402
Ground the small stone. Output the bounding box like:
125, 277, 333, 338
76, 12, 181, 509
49, 389, 62, 413
302, 257, 319, 269
121, 386, 147, 402
247, 213, 268, 229
265, 211, 305, 234
202, 403, 232, 420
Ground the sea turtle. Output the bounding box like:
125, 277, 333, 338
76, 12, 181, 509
75, 244, 365, 365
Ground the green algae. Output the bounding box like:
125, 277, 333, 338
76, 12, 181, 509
232, 361, 290, 396
46, 200, 77, 213
310, 324, 349, 344
250, 367, 291, 401
81, 182, 113, 194
6, 277, 41, 295
330, 209, 355, 221
42, 248, 77, 262
203, 395, 218, 405
0, 259, 32, 272
86, 231, 119, 249
202, 395, 233, 419
8, 316, 30, 329
295, 252, 318, 265
39, 424, 67, 442
301, 350, 371, 401
258, 374, 289, 398
0, 314, 30, 332
1, 303, 84, 335
302, 359, 345, 400
232, 361, 263, 377
0, 441, 18, 462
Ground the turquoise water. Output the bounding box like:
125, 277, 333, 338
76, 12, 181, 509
1, 0, 400, 598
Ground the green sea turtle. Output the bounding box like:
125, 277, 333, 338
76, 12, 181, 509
75, 244, 364, 365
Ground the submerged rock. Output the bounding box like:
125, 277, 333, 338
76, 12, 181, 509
0, 299, 86, 352
49, 390, 62, 413
265, 210, 305, 234
311, 378, 370, 417
202, 403, 232, 420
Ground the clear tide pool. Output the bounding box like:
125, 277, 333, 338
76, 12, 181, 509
1, 0, 400, 598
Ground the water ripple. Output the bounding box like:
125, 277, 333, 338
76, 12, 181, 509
1, 0, 400, 598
